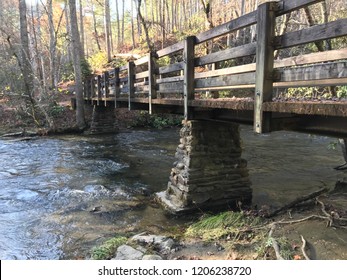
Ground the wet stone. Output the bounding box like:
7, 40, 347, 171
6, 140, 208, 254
156, 120, 252, 214
113, 245, 144, 260
142, 255, 163, 260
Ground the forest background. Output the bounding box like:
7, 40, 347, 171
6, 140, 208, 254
0, 0, 346, 132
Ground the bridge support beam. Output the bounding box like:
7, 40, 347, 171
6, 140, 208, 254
156, 120, 252, 214
89, 105, 118, 134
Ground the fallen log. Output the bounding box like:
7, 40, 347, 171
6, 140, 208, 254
266, 188, 329, 218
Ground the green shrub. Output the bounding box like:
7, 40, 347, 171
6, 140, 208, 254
336, 86, 347, 98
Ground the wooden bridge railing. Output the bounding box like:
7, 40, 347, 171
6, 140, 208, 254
83, 0, 347, 134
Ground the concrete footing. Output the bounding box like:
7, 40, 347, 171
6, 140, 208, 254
156, 120, 252, 214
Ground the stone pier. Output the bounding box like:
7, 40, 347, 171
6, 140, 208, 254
156, 120, 252, 214
89, 105, 118, 134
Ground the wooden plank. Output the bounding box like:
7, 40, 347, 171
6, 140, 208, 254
195, 11, 257, 44
277, 62, 347, 83
135, 71, 149, 79
158, 62, 184, 75
195, 63, 256, 79
148, 52, 157, 114
195, 84, 256, 91
119, 77, 128, 83
274, 48, 347, 69
127, 61, 135, 110
195, 42, 256, 66
114, 67, 120, 108
134, 55, 149, 66
254, 2, 276, 134
274, 78, 347, 88
193, 1, 323, 44
134, 81, 149, 87
195, 72, 256, 88
156, 76, 184, 84
135, 85, 149, 93
158, 81, 184, 93
277, 0, 324, 16
119, 65, 128, 71
157, 41, 184, 57
184, 36, 196, 120
275, 18, 347, 49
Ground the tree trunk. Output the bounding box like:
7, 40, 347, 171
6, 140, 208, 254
68, 0, 86, 129
303, 7, 325, 52
90, 0, 101, 51
115, 0, 121, 51
136, 0, 153, 51
65, 1, 73, 62
121, 0, 125, 46
79, 0, 85, 57
19, 0, 34, 97
104, 0, 112, 62
47, 0, 57, 91
131, 0, 136, 49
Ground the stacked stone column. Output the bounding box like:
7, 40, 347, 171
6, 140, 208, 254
90, 105, 118, 134
156, 120, 252, 214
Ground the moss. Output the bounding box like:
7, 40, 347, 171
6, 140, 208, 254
91, 236, 127, 260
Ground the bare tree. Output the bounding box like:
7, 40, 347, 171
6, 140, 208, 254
90, 0, 101, 51
68, 0, 86, 129
104, 0, 112, 61
135, 0, 153, 51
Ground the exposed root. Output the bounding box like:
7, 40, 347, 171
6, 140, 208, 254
300, 235, 310, 260
268, 224, 284, 260
316, 198, 333, 227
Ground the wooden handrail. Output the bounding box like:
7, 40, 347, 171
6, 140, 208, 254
84, 0, 347, 134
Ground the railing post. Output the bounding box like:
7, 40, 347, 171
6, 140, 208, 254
114, 67, 120, 108
184, 36, 196, 120
90, 77, 95, 103
103, 71, 109, 106
127, 61, 135, 111
97, 74, 102, 106
83, 80, 87, 100
148, 51, 158, 114
254, 2, 276, 133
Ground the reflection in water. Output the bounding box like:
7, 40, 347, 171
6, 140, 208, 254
0, 126, 345, 259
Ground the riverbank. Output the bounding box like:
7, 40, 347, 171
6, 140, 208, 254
90, 184, 347, 260
0, 90, 182, 137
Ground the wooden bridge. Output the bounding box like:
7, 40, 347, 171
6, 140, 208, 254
81, 0, 347, 138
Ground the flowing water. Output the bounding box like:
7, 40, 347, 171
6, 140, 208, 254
0, 126, 346, 259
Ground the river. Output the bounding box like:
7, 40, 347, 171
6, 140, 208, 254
0, 126, 345, 259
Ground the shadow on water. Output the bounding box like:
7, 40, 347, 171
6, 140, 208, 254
0, 126, 346, 259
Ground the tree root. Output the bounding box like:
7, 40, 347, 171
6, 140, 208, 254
264, 196, 347, 260
268, 224, 284, 260
300, 235, 310, 260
